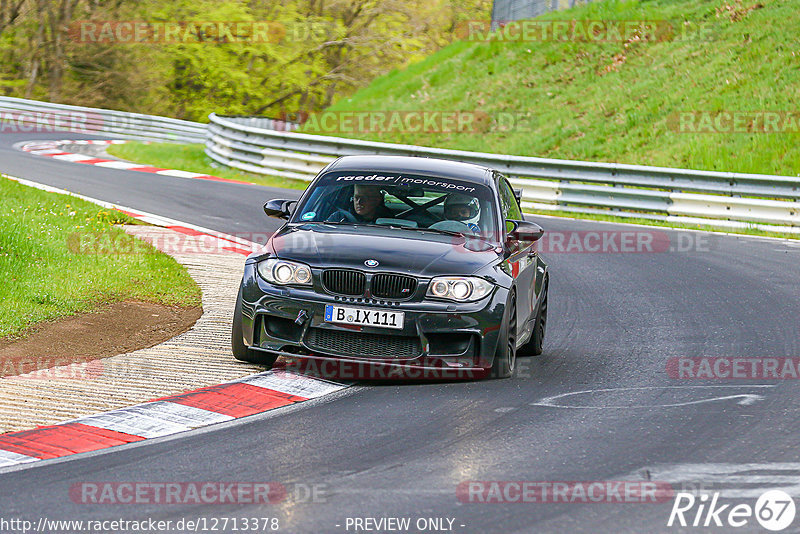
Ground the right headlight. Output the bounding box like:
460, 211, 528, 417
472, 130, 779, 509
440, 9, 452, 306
257, 258, 312, 286
426, 276, 494, 302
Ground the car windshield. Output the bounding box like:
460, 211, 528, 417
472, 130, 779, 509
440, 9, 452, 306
291, 171, 498, 238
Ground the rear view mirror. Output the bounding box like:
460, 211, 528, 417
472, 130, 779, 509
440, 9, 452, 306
263, 199, 296, 219
513, 188, 523, 207
391, 185, 426, 197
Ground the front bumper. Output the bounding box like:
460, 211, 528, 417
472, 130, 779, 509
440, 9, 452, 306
238, 263, 508, 379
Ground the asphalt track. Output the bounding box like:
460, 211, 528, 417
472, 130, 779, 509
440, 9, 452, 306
2, 132, 800, 533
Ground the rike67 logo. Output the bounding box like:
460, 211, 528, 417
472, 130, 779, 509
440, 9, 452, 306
668, 490, 796, 531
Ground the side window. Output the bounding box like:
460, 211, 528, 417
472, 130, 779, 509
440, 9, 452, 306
497, 175, 522, 232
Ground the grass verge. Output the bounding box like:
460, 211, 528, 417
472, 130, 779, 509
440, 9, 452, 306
106, 142, 309, 190
0, 176, 202, 339
311, 0, 800, 178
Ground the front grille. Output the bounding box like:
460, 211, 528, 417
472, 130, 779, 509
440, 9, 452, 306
371, 273, 417, 299
305, 327, 422, 359
322, 269, 365, 296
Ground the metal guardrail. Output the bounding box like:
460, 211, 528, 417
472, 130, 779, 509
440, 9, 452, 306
2, 97, 796, 232
205, 113, 800, 232
0, 96, 206, 143
491, 0, 598, 28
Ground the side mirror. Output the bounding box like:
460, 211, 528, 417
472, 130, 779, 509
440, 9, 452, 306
263, 199, 296, 219
507, 220, 544, 243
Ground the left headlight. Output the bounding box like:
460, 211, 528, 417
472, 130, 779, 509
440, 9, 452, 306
426, 276, 494, 302
257, 258, 312, 286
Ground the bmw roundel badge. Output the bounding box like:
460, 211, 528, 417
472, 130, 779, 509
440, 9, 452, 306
364, 259, 379, 267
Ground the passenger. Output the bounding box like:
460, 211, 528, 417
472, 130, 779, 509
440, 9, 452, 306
443, 193, 481, 233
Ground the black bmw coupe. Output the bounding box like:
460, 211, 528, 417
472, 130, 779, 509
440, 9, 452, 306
232, 155, 548, 379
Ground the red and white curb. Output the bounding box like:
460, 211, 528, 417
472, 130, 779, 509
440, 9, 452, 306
1, 170, 348, 469
0, 370, 345, 467
19, 139, 249, 184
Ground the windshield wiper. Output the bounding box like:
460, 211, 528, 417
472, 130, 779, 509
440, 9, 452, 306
401, 226, 496, 243
299, 221, 495, 244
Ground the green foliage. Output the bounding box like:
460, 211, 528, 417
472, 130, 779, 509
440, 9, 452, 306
0, 0, 491, 121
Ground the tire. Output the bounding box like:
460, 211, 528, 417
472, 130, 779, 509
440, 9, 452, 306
490, 292, 517, 379
232, 286, 278, 367
519, 278, 547, 357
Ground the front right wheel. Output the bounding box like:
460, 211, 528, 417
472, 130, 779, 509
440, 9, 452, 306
490, 293, 516, 379
519, 279, 547, 357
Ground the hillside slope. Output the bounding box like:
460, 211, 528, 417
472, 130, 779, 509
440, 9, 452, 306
305, 0, 799, 177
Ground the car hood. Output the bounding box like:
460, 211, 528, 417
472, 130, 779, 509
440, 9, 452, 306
266, 223, 500, 277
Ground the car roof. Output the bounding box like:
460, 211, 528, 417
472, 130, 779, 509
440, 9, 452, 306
325, 155, 495, 187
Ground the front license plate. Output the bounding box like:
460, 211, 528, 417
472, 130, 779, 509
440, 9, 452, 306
324, 305, 404, 329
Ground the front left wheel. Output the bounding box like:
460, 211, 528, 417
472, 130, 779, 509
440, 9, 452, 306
232, 286, 278, 367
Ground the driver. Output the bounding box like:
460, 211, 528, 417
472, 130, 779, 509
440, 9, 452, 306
349, 184, 392, 222
443, 193, 481, 233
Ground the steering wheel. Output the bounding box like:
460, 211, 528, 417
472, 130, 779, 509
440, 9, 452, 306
327, 209, 358, 223
428, 220, 473, 234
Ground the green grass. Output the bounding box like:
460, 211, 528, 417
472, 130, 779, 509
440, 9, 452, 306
0, 177, 202, 339
106, 142, 309, 190
308, 0, 800, 178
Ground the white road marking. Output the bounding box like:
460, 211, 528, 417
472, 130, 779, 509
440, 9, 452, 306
30, 149, 68, 155
530, 385, 775, 409
92, 160, 142, 169
155, 169, 208, 178
51, 153, 95, 162
629, 463, 800, 498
